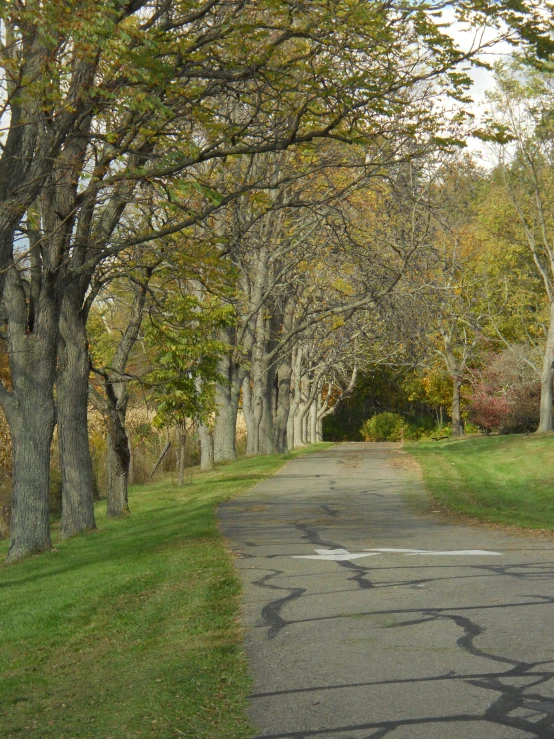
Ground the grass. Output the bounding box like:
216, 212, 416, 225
0, 443, 332, 739
406, 434, 554, 530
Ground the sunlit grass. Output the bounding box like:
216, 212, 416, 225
0, 443, 332, 739
407, 434, 554, 529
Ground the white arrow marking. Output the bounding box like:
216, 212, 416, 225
364, 548, 502, 556
292, 548, 380, 561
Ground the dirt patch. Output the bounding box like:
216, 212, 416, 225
387, 450, 423, 477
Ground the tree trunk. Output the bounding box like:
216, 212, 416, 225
451, 376, 463, 439
213, 355, 242, 462
286, 412, 295, 451
538, 302, 554, 432
198, 421, 215, 472
288, 348, 302, 450
91, 278, 149, 516
274, 359, 292, 453
250, 343, 265, 457
302, 409, 309, 445
57, 291, 96, 538
256, 363, 276, 455
128, 438, 134, 485
316, 418, 323, 442
2, 272, 58, 561
309, 401, 318, 443
293, 403, 305, 448
106, 419, 130, 517
243, 375, 257, 457
296, 372, 312, 447
7, 401, 55, 560
178, 430, 186, 486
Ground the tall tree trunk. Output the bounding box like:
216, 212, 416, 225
194, 377, 214, 472
198, 421, 214, 472
213, 354, 242, 462
243, 375, 257, 457
274, 358, 292, 453
441, 334, 466, 441
7, 395, 56, 560
105, 414, 130, 517
2, 273, 58, 560
255, 361, 276, 455
287, 406, 296, 451
296, 372, 312, 447
451, 376, 463, 439
178, 429, 186, 486
288, 348, 304, 449
57, 290, 96, 538
128, 438, 134, 485
302, 408, 309, 445
538, 302, 554, 432
91, 277, 149, 516
309, 401, 318, 443
250, 318, 266, 456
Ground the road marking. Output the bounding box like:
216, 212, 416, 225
292, 548, 379, 561
292, 547, 503, 561
364, 548, 502, 556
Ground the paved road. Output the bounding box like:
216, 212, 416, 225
219, 443, 554, 739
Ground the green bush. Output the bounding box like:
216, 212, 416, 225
361, 412, 405, 441
360, 413, 458, 442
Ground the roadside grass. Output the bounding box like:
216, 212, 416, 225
0, 443, 332, 739
406, 434, 554, 530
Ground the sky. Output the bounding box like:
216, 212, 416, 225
443, 9, 514, 157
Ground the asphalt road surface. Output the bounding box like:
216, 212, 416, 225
219, 443, 554, 739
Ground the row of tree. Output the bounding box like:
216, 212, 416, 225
0, 0, 552, 560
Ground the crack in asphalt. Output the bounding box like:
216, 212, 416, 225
252, 569, 306, 639
250, 523, 554, 737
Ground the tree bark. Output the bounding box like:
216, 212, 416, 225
288, 348, 303, 449
538, 302, 554, 432
213, 354, 242, 462
90, 277, 149, 515
178, 429, 186, 486
441, 333, 467, 441
243, 375, 257, 457
296, 372, 312, 447
2, 272, 58, 560
252, 358, 276, 456
57, 289, 96, 538
309, 401, 318, 443
274, 358, 292, 453
128, 438, 134, 485
7, 398, 55, 560
105, 417, 130, 517
91, 379, 131, 518
451, 376, 463, 439
198, 421, 215, 472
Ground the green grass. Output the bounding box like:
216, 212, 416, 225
0, 443, 332, 739
406, 434, 554, 530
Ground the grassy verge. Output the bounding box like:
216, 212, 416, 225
406, 434, 554, 531
0, 443, 332, 739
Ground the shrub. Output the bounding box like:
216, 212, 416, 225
467, 388, 510, 434
501, 383, 540, 434
361, 412, 405, 442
